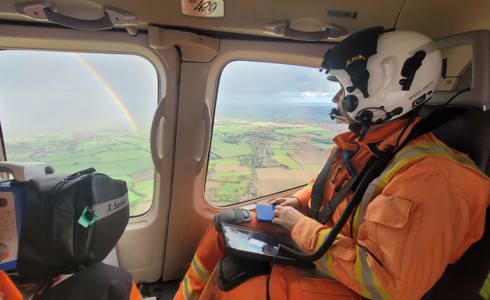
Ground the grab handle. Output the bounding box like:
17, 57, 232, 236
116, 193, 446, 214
17, 1, 137, 31
265, 20, 347, 41
196, 102, 211, 174
150, 100, 166, 173
43, 6, 113, 31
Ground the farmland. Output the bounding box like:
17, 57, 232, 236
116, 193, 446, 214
5, 130, 154, 215
4, 120, 346, 212
206, 119, 345, 205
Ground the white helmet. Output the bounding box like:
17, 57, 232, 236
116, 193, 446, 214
321, 27, 442, 130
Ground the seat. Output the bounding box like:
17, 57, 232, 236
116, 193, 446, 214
422, 105, 489, 300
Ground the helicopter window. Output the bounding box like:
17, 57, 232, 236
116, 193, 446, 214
205, 61, 345, 206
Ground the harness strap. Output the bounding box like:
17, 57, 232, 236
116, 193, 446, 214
309, 147, 338, 220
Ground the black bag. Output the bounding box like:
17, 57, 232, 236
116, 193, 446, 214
17, 168, 129, 280
216, 255, 271, 291
34, 263, 134, 300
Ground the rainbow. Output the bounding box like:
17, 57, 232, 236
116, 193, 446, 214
74, 54, 139, 133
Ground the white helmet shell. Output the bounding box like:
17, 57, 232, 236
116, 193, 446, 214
324, 29, 442, 125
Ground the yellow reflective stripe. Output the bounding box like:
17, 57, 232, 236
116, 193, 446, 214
352, 206, 362, 239
191, 254, 210, 284
380, 150, 454, 188
352, 178, 382, 235
353, 248, 371, 298
313, 228, 336, 278
182, 274, 194, 300
354, 248, 390, 300
380, 139, 478, 188
370, 269, 390, 300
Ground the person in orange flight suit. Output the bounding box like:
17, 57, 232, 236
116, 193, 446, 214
174, 27, 490, 300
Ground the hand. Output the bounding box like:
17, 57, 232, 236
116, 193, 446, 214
268, 197, 301, 210
272, 205, 304, 231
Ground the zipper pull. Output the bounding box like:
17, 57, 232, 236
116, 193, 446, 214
64, 167, 96, 181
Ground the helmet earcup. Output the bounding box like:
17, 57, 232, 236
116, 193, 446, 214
341, 95, 359, 112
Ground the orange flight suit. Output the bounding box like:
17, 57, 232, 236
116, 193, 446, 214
175, 117, 490, 300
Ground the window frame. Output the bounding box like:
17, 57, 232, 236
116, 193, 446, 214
0, 29, 165, 220
0, 24, 181, 282
189, 39, 338, 219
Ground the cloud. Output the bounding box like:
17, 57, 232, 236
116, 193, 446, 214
300, 91, 332, 97
218, 61, 339, 96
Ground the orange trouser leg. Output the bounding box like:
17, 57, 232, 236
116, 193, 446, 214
174, 212, 278, 300
201, 265, 361, 300
129, 281, 142, 300
0, 271, 22, 300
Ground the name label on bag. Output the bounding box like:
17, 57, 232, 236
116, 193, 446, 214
93, 194, 129, 221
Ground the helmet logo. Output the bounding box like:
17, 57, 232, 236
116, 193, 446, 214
345, 54, 366, 68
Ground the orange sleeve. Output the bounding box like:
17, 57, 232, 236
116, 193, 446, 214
0, 271, 22, 300
300, 157, 489, 299
292, 179, 314, 213
291, 215, 327, 252
129, 281, 142, 300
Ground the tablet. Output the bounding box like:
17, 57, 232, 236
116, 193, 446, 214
222, 224, 313, 267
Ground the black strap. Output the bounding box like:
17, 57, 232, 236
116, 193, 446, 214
312, 149, 379, 225
309, 147, 338, 221
317, 172, 359, 224
310, 145, 368, 225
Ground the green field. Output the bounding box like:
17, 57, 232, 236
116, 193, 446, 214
271, 148, 302, 169
5, 130, 154, 216
205, 121, 342, 205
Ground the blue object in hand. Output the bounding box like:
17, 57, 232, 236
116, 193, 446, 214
256, 204, 275, 222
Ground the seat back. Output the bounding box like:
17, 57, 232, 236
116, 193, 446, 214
423, 105, 489, 300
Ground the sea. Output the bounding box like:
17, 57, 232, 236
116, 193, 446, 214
215, 94, 337, 124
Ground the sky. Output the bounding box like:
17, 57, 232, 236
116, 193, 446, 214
0, 51, 158, 135
218, 60, 340, 101
0, 51, 339, 136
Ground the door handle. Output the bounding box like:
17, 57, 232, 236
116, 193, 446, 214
196, 102, 211, 174
150, 99, 166, 173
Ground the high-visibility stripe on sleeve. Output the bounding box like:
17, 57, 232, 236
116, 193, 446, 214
182, 274, 195, 300
353, 247, 390, 300
191, 254, 210, 284
313, 228, 336, 279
